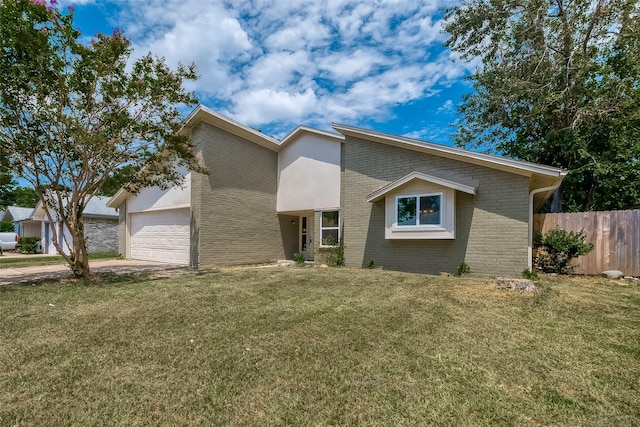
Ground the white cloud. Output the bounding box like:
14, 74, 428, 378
92, 0, 469, 134
230, 88, 318, 124
319, 49, 389, 84
437, 99, 454, 113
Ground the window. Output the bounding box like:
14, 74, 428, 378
396, 193, 442, 227
320, 210, 339, 246
384, 187, 455, 239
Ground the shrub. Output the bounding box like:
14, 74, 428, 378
318, 239, 345, 267
522, 268, 539, 281
18, 236, 41, 254
0, 221, 14, 232
534, 228, 594, 274
293, 252, 306, 267
455, 261, 471, 277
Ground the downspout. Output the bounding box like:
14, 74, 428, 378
528, 181, 564, 269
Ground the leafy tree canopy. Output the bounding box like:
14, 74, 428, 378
1, 186, 39, 209
0, 0, 204, 276
445, 0, 640, 212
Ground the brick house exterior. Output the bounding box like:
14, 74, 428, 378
109, 105, 566, 275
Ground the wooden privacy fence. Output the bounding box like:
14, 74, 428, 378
533, 210, 640, 276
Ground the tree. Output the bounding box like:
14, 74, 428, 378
444, 0, 640, 212
0, 146, 16, 209
11, 186, 40, 207
0, 185, 39, 209
98, 164, 139, 197
0, 0, 204, 277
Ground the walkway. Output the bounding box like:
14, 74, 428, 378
0, 257, 187, 285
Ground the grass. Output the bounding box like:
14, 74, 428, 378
0, 252, 117, 269
1, 268, 639, 426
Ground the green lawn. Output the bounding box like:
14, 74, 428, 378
1, 268, 638, 426
0, 252, 117, 269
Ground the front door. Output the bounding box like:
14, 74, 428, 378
44, 222, 50, 254
301, 215, 314, 260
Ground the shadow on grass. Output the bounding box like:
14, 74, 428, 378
0, 271, 156, 291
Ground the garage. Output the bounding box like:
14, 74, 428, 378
129, 208, 190, 265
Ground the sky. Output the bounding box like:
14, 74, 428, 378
63, 0, 475, 144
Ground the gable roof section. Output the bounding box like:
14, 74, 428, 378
34, 195, 117, 220
367, 171, 478, 203
279, 125, 344, 148
3, 206, 35, 222
182, 105, 281, 152
332, 123, 567, 180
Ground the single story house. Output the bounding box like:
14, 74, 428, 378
30, 195, 119, 255
1, 206, 39, 237
108, 105, 566, 275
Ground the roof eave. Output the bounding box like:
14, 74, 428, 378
107, 188, 129, 209
278, 125, 344, 149
332, 123, 567, 179
367, 171, 478, 202
182, 105, 282, 152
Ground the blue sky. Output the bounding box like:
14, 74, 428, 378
65, 0, 475, 144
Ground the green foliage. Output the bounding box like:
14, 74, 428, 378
17, 236, 41, 254
293, 252, 306, 267
0, 147, 15, 209
0, 0, 204, 277
5, 186, 39, 208
99, 165, 140, 197
367, 259, 375, 269
0, 221, 14, 232
445, 0, 640, 212
318, 240, 345, 267
455, 261, 471, 277
522, 268, 539, 281
534, 228, 594, 274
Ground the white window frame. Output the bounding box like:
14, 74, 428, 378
385, 186, 455, 240
320, 210, 340, 247
395, 192, 443, 228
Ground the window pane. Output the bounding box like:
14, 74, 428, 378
397, 197, 417, 226
321, 229, 339, 246
322, 211, 339, 227
419, 195, 441, 225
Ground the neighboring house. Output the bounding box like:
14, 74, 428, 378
1, 206, 39, 237
108, 105, 566, 275
31, 195, 118, 255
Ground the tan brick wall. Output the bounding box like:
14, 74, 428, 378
190, 122, 285, 268
342, 136, 530, 276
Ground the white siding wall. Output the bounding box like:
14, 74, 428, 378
127, 172, 191, 214
277, 134, 341, 212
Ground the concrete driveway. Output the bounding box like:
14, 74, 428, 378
0, 255, 187, 285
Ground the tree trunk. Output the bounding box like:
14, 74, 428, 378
69, 220, 90, 277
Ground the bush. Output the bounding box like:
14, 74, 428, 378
318, 239, 345, 267
455, 261, 471, 277
534, 228, 594, 274
18, 236, 41, 254
293, 252, 306, 267
0, 221, 14, 232
522, 268, 539, 281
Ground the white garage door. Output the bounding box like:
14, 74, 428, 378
130, 208, 190, 265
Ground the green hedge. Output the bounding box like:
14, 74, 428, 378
18, 236, 42, 254
0, 221, 14, 232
